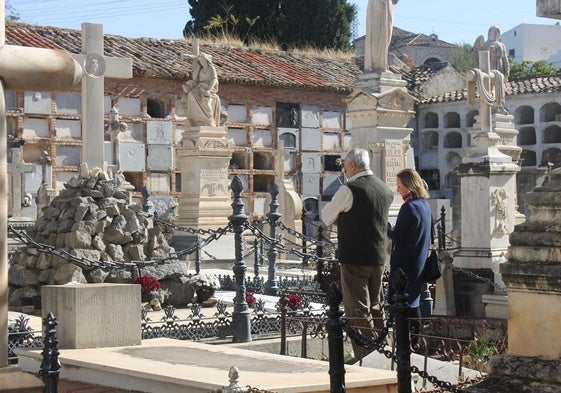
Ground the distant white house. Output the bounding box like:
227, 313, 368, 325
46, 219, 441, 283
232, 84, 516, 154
502, 23, 561, 66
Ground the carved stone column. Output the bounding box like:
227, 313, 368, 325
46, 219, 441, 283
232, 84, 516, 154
176, 125, 233, 229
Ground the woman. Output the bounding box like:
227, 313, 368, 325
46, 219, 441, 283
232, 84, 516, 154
387, 169, 432, 334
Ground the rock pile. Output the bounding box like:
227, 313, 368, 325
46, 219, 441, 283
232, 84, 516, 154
9, 165, 193, 307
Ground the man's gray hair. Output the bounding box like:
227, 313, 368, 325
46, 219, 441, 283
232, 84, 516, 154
344, 148, 370, 169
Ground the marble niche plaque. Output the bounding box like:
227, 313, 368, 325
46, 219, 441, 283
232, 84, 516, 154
22, 118, 50, 139
322, 111, 341, 129
55, 93, 81, 114
5, 90, 16, 109
147, 144, 173, 171
24, 165, 52, 193
55, 146, 81, 166
322, 133, 340, 151
228, 128, 248, 146
104, 141, 113, 166
253, 106, 273, 125
117, 97, 142, 116
118, 142, 146, 172
147, 121, 173, 144
301, 128, 321, 151
301, 153, 321, 174
227, 104, 248, 123
103, 96, 112, 114
302, 174, 320, 196
55, 119, 81, 139
253, 129, 273, 147
301, 105, 320, 128
55, 172, 76, 190
24, 91, 51, 115
147, 173, 171, 192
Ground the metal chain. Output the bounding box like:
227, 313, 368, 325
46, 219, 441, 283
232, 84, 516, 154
342, 315, 460, 392
9, 224, 184, 270
450, 265, 507, 292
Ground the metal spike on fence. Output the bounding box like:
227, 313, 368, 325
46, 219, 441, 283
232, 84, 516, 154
39, 312, 60, 393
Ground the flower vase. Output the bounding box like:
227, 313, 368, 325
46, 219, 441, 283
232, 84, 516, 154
197, 288, 215, 303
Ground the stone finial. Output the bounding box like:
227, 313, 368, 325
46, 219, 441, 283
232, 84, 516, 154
222, 366, 246, 393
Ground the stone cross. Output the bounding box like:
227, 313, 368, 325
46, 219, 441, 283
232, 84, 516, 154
71, 23, 132, 170
466, 50, 498, 134
7, 147, 34, 217
39, 150, 51, 185
0, 0, 83, 366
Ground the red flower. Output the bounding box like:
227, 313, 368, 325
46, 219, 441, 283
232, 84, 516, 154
134, 275, 161, 294
233, 290, 256, 307
285, 293, 303, 311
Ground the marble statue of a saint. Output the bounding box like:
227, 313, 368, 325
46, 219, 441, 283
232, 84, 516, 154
364, 0, 399, 72
181, 53, 221, 127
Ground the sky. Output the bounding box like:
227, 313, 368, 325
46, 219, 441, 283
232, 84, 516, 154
9, 0, 557, 45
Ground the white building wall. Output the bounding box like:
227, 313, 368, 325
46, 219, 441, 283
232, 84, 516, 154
502, 23, 561, 66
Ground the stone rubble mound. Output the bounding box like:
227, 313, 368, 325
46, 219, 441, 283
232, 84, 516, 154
9, 165, 191, 307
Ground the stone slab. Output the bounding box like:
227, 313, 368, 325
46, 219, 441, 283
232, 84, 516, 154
17, 337, 397, 393
0, 365, 43, 393
41, 283, 141, 349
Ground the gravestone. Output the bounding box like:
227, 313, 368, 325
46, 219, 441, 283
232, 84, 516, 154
452, 51, 519, 318
344, 85, 417, 219
175, 41, 233, 231
7, 146, 34, 218
42, 284, 141, 348
71, 23, 132, 170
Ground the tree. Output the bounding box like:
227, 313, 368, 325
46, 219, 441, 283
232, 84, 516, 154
184, 0, 356, 51
508, 58, 560, 79
450, 42, 474, 75
6, 1, 20, 21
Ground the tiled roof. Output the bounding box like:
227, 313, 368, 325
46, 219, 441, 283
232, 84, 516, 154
5, 21, 360, 93
421, 74, 561, 104
402, 62, 451, 93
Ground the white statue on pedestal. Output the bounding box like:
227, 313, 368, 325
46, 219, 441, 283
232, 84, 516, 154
364, 0, 399, 72
181, 53, 221, 127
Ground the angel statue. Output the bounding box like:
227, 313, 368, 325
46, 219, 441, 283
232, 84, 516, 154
473, 26, 510, 112
474, 26, 510, 78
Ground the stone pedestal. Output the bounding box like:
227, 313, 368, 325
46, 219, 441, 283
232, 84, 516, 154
176, 126, 233, 230
344, 71, 417, 220
502, 167, 561, 358
42, 283, 141, 349
453, 130, 519, 317
0, 365, 43, 392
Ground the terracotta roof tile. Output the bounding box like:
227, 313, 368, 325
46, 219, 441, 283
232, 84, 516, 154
5, 21, 359, 92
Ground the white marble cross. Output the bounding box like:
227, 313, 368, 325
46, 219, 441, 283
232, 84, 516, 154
71, 23, 132, 169
7, 147, 34, 217
0, 0, 83, 366
467, 50, 496, 134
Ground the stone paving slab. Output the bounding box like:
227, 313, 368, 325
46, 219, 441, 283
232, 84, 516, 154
17, 338, 397, 393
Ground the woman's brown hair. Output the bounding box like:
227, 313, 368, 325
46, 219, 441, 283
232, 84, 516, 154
397, 169, 430, 199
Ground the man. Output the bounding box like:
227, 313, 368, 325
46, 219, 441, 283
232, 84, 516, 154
321, 148, 393, 361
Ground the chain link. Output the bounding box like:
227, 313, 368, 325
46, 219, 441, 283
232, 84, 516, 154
450, 265, 507, 292
342, 312, 461, 393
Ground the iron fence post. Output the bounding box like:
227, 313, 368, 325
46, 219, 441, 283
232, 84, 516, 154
39, 312, 60, 393
228, 175, 251, 343
394, 268, 412, 393
316, 226, 325, 279
302, 206, 309, 266
265, 183, 281, 296
195, 236, 201, 274
440, 206, 446, 249
326, 283, 345, 393
253, 239, 260, 277
420, 282, 434, 318
280, 294, 288, 355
